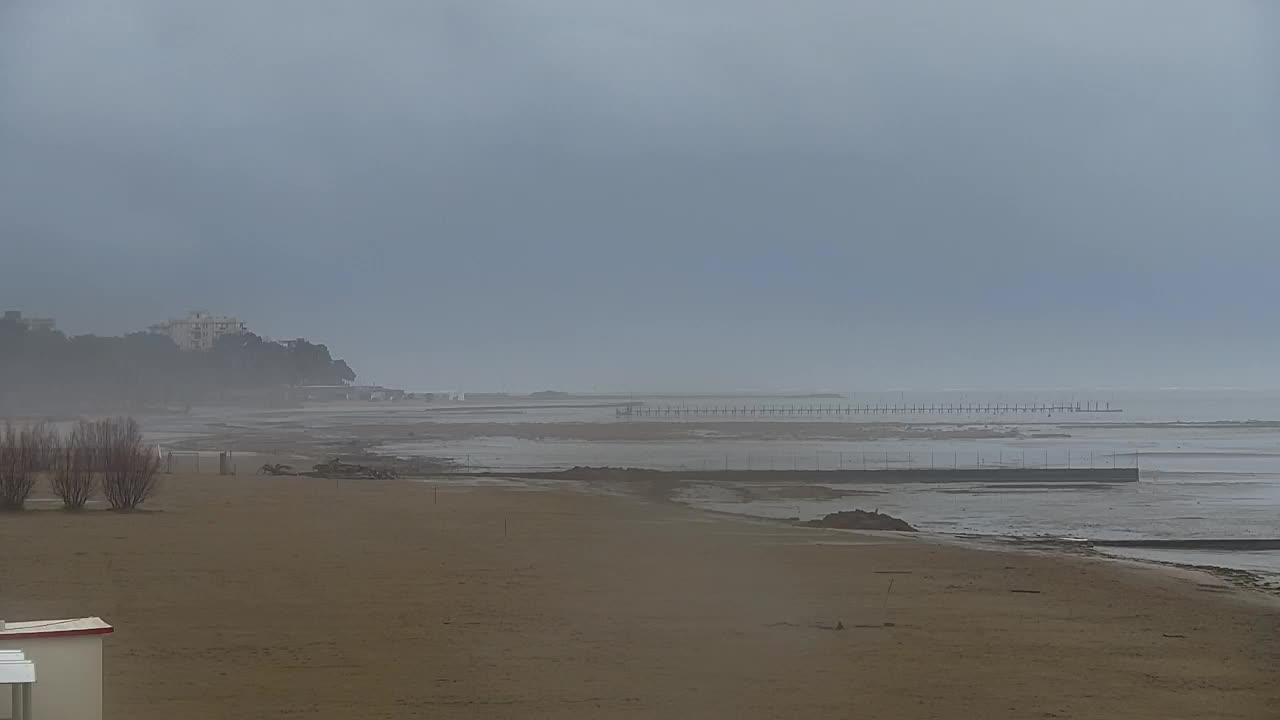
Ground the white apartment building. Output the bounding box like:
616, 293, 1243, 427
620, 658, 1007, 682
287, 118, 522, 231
3, 310, 56, 332
151, 311, 246, 351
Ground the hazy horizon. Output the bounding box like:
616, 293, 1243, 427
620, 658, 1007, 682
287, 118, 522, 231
3, 1, 1277, 390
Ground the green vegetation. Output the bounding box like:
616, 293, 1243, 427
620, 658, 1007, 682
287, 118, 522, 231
0, 318, 355, 412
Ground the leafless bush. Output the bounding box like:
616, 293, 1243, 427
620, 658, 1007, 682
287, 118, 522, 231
27, 422, 59, 473
97, 417, 160, 510
0, 424, 29, 510
0, 422, 58, 510
52, 422, 98, 510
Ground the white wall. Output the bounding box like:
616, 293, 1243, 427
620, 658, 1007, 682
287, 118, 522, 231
0, 635, 103, 720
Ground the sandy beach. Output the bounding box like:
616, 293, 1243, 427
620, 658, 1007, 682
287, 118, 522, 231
1, 473, 1276, 719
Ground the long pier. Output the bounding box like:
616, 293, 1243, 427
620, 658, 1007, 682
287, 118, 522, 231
617, 401, 1120, 418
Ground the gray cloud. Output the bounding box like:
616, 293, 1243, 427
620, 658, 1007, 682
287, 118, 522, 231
3, 1, 1277, 389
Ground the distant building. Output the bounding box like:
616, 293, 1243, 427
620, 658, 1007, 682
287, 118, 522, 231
301, 385, 405, 402
3, 310, 57, 332
25, 317, 56, 332
150, 310, 246, 351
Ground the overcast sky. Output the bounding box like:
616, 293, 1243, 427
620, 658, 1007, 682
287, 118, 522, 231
2, 1, 1277, 391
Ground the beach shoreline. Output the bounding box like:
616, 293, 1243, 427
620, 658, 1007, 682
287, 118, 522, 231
2, 472, 1276, 719
609, 473, 1280, 600
136, 402, 1280, 586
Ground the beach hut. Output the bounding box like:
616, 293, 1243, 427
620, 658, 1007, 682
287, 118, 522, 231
0, 649, 35, 720
0, 618, 113, 720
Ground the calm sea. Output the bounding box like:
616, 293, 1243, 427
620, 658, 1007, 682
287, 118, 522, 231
377, 389, 1280, 580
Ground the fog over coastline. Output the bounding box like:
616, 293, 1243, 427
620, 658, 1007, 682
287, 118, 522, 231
3, 1, 1278, 390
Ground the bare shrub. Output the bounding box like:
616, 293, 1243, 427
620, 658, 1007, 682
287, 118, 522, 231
0, 424, 29, 510
26, 422, 59, 473
75, 418, 106, 473
52, 422, 98, 510
0, 422, 58, 510
97, 417, 160, 511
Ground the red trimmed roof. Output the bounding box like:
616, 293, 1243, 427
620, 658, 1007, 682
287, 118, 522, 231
0, 617, 113, 641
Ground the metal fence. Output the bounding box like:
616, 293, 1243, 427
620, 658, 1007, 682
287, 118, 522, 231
162, 451, 240, 475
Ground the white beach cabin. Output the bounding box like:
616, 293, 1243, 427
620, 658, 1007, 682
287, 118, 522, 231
0, 650, 35, 720
0, 618, 113, 720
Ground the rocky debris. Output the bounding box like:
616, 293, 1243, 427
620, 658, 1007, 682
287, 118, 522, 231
379, 454, 460, 476
307, 458, 398, 480
803, 509, 917, 532
258, 463, 294, 476
260, 455, 458, 480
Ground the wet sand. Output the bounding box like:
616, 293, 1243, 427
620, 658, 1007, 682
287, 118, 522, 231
162, 418, 1024, 454
1, 475, 1277, 719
